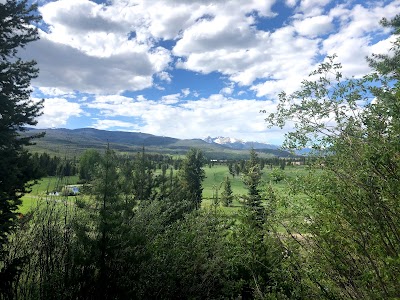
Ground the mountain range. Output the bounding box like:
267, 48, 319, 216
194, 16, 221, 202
22, 128, 294, 159
204, 136, 280, 150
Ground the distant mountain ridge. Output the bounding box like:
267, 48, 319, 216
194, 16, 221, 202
204, 136, 280, 150
22, 128, 294, 159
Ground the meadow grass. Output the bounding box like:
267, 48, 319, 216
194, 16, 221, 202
19, 176, 79, 214
202, 164, 313, 199
19, 165, 316, 216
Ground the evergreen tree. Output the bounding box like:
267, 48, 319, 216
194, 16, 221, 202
131, 147, 154, 201
75, 147, 136, 299
242, 149, 264, 225
228, 162, 235, 178
178, 148, 206, 210
221, 176, 234, 207
0, 0, 43, 294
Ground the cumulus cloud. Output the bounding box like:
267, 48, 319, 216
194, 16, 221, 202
35, 98, 82, 128
285, 0, 297, 8
296, 0, 332, 17
293, 15, 334, 37
92, 119, 140, 131
24, 35, 170, 94
321, 1, 400, 77
157, 71, 172, 83
35, 87, 77, 98
25, 0, 172, 94
161, 93, 181, 104
86, 94, 280, 143
181, 88, 190, 97
23, 0, 400, 143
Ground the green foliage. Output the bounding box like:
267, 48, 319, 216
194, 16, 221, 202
0, 0, 43, 295
221, 176, 234, 207
4, 147, 315, 299
270, 168, 286, 184
265, 15, 400, 299
79, 149, 101, 181
130, 147, 155, 201
137, 210, 243, 299
242, 149, 264, 225
178, 148, 206, 210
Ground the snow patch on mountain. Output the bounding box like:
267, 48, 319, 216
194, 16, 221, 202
203, 136, 279, 150
204, 136, 244, 145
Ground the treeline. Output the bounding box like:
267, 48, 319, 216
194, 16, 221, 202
31, 153, 78, 177
31, 149, 304, 183
30, 150, 182, 180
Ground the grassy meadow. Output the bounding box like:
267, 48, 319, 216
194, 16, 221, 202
19, 176, 80, 214
20, 164, 314, 216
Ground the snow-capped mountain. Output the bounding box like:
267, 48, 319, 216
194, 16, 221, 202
204, 136, 280, 150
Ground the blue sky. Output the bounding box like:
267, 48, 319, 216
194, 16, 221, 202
16, 0, 400, 144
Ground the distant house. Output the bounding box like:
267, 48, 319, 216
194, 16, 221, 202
63, 185, 81, 196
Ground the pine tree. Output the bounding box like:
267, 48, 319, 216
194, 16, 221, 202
178, 148, 206, 210
131, 147, 154, 201
242, 149, 264, 224
0, 0, 43, 294
75, 147, 135, 299
221, 176, 234, 207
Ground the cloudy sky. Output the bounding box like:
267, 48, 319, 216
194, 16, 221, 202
21, 0, 399, 144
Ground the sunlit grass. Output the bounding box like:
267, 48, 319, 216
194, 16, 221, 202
19, 176, 80, 213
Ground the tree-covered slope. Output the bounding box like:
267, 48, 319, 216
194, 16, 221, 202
22, 128, 293, 159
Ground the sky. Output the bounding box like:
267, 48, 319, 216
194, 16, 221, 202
17, 0, 400, 144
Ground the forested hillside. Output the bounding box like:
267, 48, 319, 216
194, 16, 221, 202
22, 127, 293, 159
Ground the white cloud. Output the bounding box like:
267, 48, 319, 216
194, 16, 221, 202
21, 0, 400, 144
38, 87, 76, 97
157, 71, 172, 83
293, 15, 334, 37
92, 119, 139, 131
285, 0, 297, 8
24, 34, 170, 94
161, 93, 181, 104
30, 0, 396, 99
173, 15, 258, 56
87, 94, 281, 143
24, 0, 172, 94
297, 0, 331, 17
220, 87, 233, 95
35, 98, 82, 128
181, 88, 190, 97
137, 95, 147, 102
321, 1, 400, 77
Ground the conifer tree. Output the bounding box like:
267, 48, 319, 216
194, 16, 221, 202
242, 149, 264, 224
221, 176, 234, 207
0, 0, 43, 293
178, 148, 206, 210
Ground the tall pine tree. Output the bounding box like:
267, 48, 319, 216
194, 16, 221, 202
178, 148, 205, 210
0, 0, 43, 294
242, 148, 264, 225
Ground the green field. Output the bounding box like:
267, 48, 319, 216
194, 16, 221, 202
19, 176, 79, 214
202, 164, 313, 212
19, 165, 313, 215
202, 163, 312, 197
